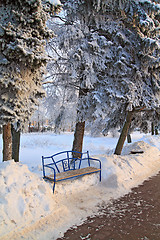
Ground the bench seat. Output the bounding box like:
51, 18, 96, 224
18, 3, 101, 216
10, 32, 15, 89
46, 166, 101, 182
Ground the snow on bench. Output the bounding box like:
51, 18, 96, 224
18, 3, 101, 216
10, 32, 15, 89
42, 150, 101, 193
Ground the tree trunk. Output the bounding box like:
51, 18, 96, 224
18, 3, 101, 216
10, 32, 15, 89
114, 111, 134, 155
54, 106, 65, 134
155, 126, 158, 135
11, 124, 20, 162
151, 122, 154, 135
28, 122, 31, 133
127, 133, 132, 143
72, 121, 85, 158
72, 87, 89, 158
38, 121, 40, 132
3, 123, 12, 161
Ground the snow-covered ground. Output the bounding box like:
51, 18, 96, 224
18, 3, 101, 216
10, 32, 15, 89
0, 132, 160, 240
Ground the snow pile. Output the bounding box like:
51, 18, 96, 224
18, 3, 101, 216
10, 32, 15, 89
0, 136, 160, 240
0, 161, 54, 237
101, 141, 160, 193
122, 140, 157, 154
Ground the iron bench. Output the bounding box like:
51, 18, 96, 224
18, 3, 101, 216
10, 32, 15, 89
42, 150, 101, 193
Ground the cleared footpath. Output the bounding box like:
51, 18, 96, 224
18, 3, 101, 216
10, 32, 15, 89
58, 171, 160, 240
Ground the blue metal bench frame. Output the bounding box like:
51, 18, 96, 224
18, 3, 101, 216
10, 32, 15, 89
42, 150, 101, 193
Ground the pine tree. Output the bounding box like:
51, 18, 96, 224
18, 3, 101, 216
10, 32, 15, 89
61, 0, 160, 153
0, 0, 62, 161
45, 0, 160, 154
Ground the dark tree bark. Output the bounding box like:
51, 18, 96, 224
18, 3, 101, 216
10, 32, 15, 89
28, 122, 31, 133
72, 88, 89, 158
114, 111, 134, 155
3, 123, 12, 161
155, 126, 159, 135
127, 133, 132, 143
72, 121, 85, 158
54, 105, 65, 133
11, 124, 21, 162
151, 122, 154, 135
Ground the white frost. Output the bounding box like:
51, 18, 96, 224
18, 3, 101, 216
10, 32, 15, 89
46, 0, 61, 5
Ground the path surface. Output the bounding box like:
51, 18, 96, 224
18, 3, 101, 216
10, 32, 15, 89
58, 172, 160, 240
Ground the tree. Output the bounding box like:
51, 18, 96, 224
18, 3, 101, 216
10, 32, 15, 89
42, 81, 77, 132
44, 0, 160, 155
61, 0, 160, 154
72, 88, 88, 157
45, 4, 100, 150
0, 0, 62, 161
3, 123, 12, 162
39, 12, 80, 132
11, 122, 21, 162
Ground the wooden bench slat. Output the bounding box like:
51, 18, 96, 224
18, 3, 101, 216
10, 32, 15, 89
47, 167, 100, 181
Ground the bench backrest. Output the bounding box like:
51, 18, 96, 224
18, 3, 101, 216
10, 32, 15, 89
42, 150, 90, 174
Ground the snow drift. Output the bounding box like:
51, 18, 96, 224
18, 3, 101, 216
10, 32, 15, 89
0, 138, 160, 239
0, 161, 54, 237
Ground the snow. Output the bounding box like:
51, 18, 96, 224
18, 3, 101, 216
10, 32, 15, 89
0, 161, 54, 237
0, 132, 160, 239
47, 0, 61, 5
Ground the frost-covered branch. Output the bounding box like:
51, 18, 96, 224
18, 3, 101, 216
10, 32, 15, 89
0, 0, 62, 126
54, 0, 160, 134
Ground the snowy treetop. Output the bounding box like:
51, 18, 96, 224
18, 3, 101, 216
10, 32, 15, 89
55, 0, 160, 133
0, 0, 62, 126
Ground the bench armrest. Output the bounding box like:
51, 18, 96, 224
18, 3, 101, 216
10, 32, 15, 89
42, 163, 56, 179
77, 157, 101, 169
89, 158, 101, 168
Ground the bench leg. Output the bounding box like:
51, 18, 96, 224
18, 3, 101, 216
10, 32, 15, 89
100, 170, 101, 182
53, 181, 56, 194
